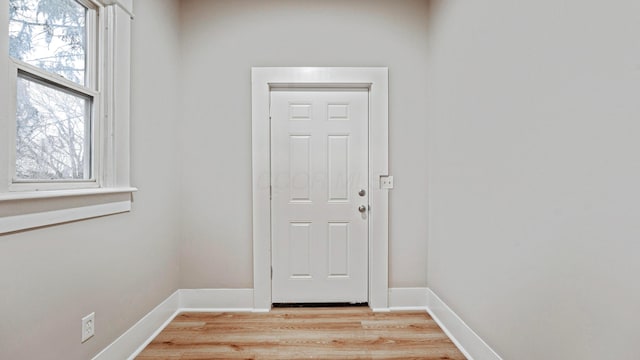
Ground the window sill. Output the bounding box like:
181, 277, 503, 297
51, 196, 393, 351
0, 187, 137, 234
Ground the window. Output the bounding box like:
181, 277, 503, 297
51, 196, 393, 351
15, 73, 93, 181
9, 0, 98, 188
1, 0, 135, 234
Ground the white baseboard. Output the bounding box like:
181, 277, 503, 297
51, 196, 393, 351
425, 288, 502, 360
94, 287, 501, 360
388, 287, 428, 310
93, 290, 180, 360
93, 289, 255, 360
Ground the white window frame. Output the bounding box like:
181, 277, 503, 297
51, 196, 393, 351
9, 0, 100, 191
0, 0, 136, 234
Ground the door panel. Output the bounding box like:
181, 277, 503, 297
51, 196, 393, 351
328, 135, 349, 201
271, 90, 368, 303
289, 136, 311, 201
328, 222, 349, 276
289, 222, 311, 277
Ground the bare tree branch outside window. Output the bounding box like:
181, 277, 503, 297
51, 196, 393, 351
9, 0, 90, 180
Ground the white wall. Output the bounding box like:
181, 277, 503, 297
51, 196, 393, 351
0, 1, 182, 358
178, 0, 431, 289
426, 1, 640, 359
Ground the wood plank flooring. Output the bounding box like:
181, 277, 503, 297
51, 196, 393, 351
136, 307, 466, 360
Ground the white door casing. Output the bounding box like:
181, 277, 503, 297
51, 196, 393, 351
251, 67, 389, 311
271, 90, 368, 303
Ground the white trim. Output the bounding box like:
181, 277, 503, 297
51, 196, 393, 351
179, 289, 255, 312
95, 288, 503, 360
12, 60, 99, 98
0, 186, 136, 234
0, 187, 137, 201
7, 5, 101, 192
9, 181, 101, 192
251, 67, 389, 311
101, 0, 134, 18
388, 287, 428, 311
94, 289, 256, 360
426, 288, 503, 360
103, 3, 132, 188
0, 200, 131, 234
1, 0, 134, 233
93, 290, 181, 360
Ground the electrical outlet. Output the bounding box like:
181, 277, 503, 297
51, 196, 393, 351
81, 312, 95, 343
380, 175, 394, 189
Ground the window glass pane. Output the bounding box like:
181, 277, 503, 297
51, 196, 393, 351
16, 74, 91, 180
9, 0, 87, 85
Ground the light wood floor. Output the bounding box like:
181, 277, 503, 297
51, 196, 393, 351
136, 307, 467, 360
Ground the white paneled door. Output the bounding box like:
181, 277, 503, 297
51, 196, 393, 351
271, 90, 369, 303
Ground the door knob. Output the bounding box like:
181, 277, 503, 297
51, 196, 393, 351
358, 205, 367, 213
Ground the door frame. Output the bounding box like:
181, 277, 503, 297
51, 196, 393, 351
251, 67, 389, 311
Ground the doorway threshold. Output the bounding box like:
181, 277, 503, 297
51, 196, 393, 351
273, 302, 368, 308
